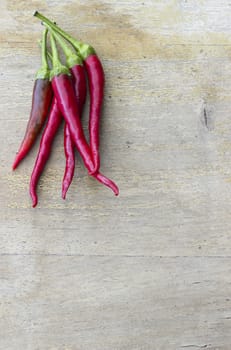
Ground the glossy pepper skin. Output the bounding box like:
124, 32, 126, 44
52, 73, 96, 174
62, 64, 87, 199
12, 78, 52, 170
62, 124, 75, 199
92, 171, 119, 196
70, 64, 87, 110
30, 98, 62, 207
53, 74, 118, 196
84, 54, 104, 172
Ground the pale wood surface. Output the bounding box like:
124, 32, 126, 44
1, 1, 231, 349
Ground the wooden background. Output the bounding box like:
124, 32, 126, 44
1, 0, 231, 349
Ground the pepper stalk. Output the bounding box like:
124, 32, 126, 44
34, 11, 95, 60
36, 28, 50, 79
49, 32, 70, 79
47, 27, 83, 69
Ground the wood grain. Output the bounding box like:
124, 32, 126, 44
1, 0, 231, 349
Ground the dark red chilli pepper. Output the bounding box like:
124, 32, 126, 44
70, 64, 87, 109
34, 12, 104, 172
12, 29, 52, 170
30, 98, 62, 207
52, 31, 87, 199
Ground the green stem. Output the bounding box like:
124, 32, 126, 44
35, 28, 50, 79
50, 32, 59, 65
47, 50, 52, 63
34, 11, 95, 60
41, 28, 48, 69
50, 28, 83, 68
49, 32, 70, 79
38, 39, 52, 67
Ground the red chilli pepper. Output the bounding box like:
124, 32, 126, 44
49, 33, 96, 174
49, 33, 119, 196
62, 64, 87, 199
30, 98, 62, 207
52, 31, 87, 199
34, 12, 104, 172
84, 54, 104, 171
12, 29, 52, 170
34, 11, 119, 195
62, 123, 75, 199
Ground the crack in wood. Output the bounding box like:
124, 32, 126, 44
181, 345, 208, 349
203, 107, 208, 129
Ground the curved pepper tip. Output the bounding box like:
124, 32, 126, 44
32, 199, 38, 208
61, 191, 67, 200
93, 172, 119, 196
62, 181, 71, 200
32, 203, 37, 208
114, 187, 119, 196
30, 191, 38, 208
12, 156, 19, 170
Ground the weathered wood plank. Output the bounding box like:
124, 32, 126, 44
1, 0, 231, 349
0, 255, 231, 350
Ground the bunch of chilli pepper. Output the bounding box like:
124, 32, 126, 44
13, 12, 119, 207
